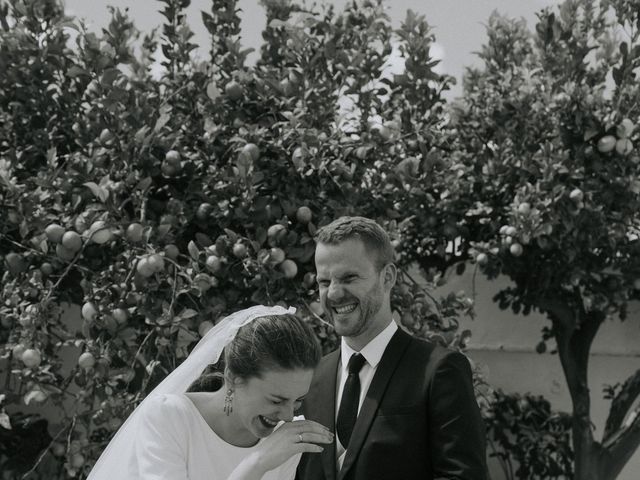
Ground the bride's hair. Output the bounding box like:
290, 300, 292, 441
188, 313, 321, 391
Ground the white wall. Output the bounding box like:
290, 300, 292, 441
440, 269, 640, 480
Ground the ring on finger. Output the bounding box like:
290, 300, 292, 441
298, 433, 303, 443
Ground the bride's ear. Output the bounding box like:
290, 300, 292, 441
224, 368, 242, 389
223, 367, 234, 387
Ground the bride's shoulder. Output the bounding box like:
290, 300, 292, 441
142, 393, 194, 418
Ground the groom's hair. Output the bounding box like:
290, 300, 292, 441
225, 313, 321, 381
315, 216, 394, 271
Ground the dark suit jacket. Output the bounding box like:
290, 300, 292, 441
296, 328, 487, 480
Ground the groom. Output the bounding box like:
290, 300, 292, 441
297, 216, 487, 480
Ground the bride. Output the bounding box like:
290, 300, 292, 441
88, 305, 333, 480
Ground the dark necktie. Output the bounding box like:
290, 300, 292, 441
337, 353, 366, 448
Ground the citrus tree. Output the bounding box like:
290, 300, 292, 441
446, 1, 640, 478
0, 0, 472, 477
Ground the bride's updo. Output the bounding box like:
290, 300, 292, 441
188, 313, 321, 391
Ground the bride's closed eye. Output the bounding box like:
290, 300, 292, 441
269, 398, 303, 409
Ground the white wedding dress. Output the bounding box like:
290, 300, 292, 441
87, 306, 300, 480
134, 393, 300, 480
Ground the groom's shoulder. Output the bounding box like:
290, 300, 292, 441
400, 329, 463, 365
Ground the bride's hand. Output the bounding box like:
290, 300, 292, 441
233, 419, 333, 479
255, 420, 333, 472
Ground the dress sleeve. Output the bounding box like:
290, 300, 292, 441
135, 395, 190, 480
272, 452, 302, 480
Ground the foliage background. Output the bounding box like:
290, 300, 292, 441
1, 0, 639, 479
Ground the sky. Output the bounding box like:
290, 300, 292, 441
63, 0, 562, 99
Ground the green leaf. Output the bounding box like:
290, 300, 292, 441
206, 82, 220, 101
100, 67, 121, 86
23, 391, 44, 406
67, 66, 89, 78
134, 125, 151, 145
620, 42, 628, 58
583, 129, 598, 141
0, 412, 10, 430
269, 19, 287, 29
188, 240, 200, 260
612, 67, 622, 87
195, 233, 213, 247
136, 177, 152, 191
178, 308, 198, 319
83, 182, 109, 203
154, 112, 170, 132
46, 147, 57, 166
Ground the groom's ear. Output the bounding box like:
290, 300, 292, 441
382, 263, 397, 290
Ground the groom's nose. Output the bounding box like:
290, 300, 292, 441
326, 281, 343, 300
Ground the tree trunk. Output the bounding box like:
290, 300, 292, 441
545, 298, 605, 480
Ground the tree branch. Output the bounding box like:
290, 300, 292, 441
603, 413, 640, 479
604, 368, 640, 441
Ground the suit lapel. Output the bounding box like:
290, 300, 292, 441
309, 349, 340, 480
338, 329, 412, 480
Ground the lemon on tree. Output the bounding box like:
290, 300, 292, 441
88, 220, 112, 244
164, 244, 179, 260
45, 223, 65, 243
162, 150, 182, 176
597, 135, 616, 153
125, 222, 144, 243
296, 206, 312, 224
205, 255, 222, 272
198, 320, 214, 337
232, 242, 248, 258
147, 254, 165, 273
569, 188, 584, 202
81, 302, 98, 322
267, 224, 287, 246
240, 142, 260, 161
475, 252, 489, 265
280, 259, 298, 278
5, 253, 26, 275
61, 231, 82, 252
21, 348, 42, 368
112, 308, 128, 324
268, 247, 285, 265
224, 80, 243, 100
136, 256, 155, 277
78, 352, 96, 370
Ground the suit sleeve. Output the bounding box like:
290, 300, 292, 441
135, 396, 190, 480
428, 350, 487, 480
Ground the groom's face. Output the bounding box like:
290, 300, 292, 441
315, 238, 389, 348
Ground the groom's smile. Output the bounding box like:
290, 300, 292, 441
333, 303, 358, 315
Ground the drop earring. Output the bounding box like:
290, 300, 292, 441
223, 388, 234, 416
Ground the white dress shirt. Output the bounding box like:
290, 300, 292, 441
335, 319, 398, 469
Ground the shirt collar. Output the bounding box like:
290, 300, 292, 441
340, 320, 398, 370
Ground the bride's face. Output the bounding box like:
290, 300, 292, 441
233, 367, 314, 438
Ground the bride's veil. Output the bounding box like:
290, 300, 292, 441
87, 304, 296, 479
